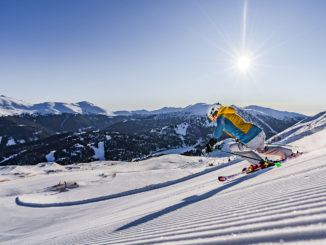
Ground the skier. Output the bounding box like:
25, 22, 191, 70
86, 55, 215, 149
205, 103, 293, 172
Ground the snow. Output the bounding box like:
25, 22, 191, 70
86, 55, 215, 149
114, 103, 210, 116
0, 95, 114, 116
6, 138, 16, 146
1, 113, 326, 244
244, 105, 306, 120
0, 95, 34, 116
90, 142, 105, 160
73, 143, 84, 148
175, 122, 189, 136
1, 150, 27, 165
153, 146, 196, 155
113, 103, 305, 119
182, 102, 211, 115
268, 112, 326, 149
0, 95, 307, 122
45, 151, 56, 162
18, 139, 25, 144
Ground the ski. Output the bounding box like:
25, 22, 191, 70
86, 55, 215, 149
218, 152, 302, 182
218, 172, 242, 182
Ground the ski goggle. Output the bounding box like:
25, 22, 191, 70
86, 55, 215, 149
208, 110, 218, 122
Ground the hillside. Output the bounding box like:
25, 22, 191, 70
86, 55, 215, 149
268, 111, 326, 147
0, 109, 326, 244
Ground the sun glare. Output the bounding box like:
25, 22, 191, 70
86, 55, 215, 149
237, 55, 251, 72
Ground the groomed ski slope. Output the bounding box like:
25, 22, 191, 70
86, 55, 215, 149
1, 130, 326, 244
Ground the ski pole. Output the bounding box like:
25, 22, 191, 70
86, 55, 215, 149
267, 143, 293, 147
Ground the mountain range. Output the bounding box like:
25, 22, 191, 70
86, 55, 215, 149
0, 95, 113, 116
0, 95, 309, 165
0, 95, 305, 119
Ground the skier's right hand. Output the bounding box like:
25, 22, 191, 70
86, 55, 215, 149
205, 144, 213, 153
205, 138, 217, 153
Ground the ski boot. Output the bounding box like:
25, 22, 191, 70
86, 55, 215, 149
242, 160, 272, 174
242, 164, 259, 174
261, 159, 275, 168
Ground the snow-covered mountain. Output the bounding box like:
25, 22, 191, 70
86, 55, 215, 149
268, 111, 326, 148
1, 107, 326, 244
114, 107, 184, 116
244, 105, 305, 121
114, 103, 307, 120
0, 95, 114, 116
0, 95, 34, 116
1, 95, 307, 123
114, 103, 208, 116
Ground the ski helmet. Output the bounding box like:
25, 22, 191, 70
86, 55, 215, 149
207, 103, 222, 121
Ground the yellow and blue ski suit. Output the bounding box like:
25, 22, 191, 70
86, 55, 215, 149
212, 106, 262, 144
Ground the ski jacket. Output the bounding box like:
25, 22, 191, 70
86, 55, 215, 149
212, 106, 262, 144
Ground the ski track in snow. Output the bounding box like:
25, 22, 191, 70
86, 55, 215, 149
15, 160, 241, 208
2, 120, 326, 245
16, 150, 325, 245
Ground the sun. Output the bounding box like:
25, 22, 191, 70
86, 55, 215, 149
237, 55, 252, 72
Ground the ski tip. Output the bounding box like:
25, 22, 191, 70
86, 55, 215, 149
218, 176, 227, 182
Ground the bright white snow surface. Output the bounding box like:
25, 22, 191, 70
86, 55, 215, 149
90, 142, 105, 160
45, 151, 56, 162
1, 130, 326, 244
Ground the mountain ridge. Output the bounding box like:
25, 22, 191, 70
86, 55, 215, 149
0, 95, 114, 116
0, 109, 312, 166
0, 95, 307, 119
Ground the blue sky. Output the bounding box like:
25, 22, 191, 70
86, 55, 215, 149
1, 0, 325, 115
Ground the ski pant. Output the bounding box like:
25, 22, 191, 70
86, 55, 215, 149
229, 140, 263, 165
229, 131, 292, 165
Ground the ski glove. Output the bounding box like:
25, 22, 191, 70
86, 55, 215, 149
205, 138, 218, 153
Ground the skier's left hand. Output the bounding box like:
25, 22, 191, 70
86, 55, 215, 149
215, 142, 223, 150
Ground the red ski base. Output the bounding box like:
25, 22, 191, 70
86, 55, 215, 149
218, 152, 302, 182
218, 176, 227, 182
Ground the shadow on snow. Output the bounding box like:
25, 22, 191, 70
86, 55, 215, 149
115, 169, 271, 231
16, 159, 242, 208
